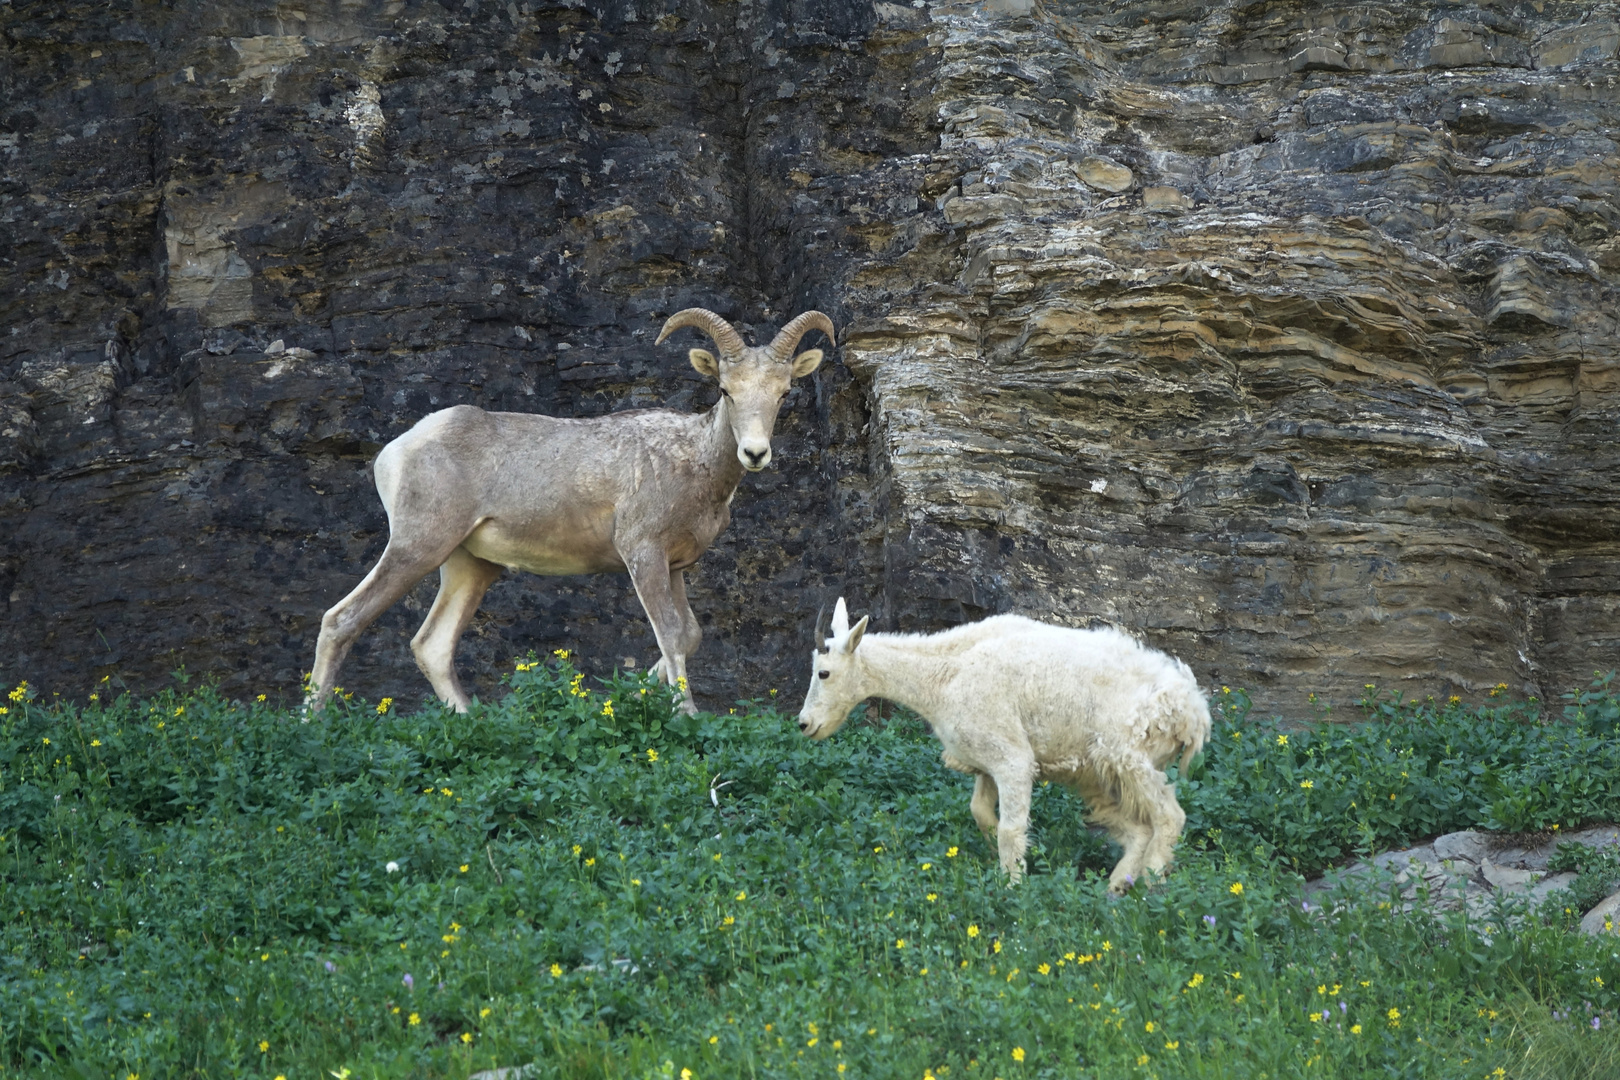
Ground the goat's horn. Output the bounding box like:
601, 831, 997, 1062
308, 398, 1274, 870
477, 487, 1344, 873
767, 310, 836, 363
813, 603, 833, 654
656, 308, 746, 358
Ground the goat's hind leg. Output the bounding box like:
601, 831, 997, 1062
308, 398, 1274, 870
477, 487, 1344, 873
411, 546, 504, 712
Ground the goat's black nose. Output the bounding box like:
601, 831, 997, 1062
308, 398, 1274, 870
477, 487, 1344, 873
797, 720, 809, 732
744, 447, 767, 465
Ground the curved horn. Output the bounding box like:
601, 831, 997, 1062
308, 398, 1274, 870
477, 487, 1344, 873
656, 308, 746, 358
813, 603, 833, 654
767, 310, 836, 363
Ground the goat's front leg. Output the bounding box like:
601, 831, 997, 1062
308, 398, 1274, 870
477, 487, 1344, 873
970, 773, 1000, 841
624, 549, 699, 716
988, 754, 1036, 884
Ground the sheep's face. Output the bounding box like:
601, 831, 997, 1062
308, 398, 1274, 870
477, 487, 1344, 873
690, 347, 823, 471
796, 598, 869, 740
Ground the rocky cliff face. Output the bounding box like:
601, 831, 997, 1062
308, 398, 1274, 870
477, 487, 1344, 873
3, 1, 1617, 717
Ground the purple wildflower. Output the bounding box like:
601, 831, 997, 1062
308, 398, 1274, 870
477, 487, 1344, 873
403, 973, 414, 990
324, 960, 336, 973
1596, 1017, 1603, 1031
1340, 1001, 1348, 1014
1203, 915, 1216, 928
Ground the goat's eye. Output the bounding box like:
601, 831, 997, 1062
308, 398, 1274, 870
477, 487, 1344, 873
818, 670, 830, 680
719, 387, 732, 398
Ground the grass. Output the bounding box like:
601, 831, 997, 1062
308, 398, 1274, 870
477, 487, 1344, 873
1, 662, 1618, 1078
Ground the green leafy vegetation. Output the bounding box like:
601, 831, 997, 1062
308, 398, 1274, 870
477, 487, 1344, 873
1, 664, 1617, 1078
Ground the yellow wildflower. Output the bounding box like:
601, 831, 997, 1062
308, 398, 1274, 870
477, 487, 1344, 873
550, 963, 562, 977
647, 748, 659, 762
946, 846, 958, 857
258, 1041, 269, 1052
377, 698, 393, 714
1012, 1047, 1025, 1062
967, 925, 980, 938
1229, 882, 1244, 895
1300, 780, 1314, 789
461, 1032, 473, 1044
1276, 734, 1287, 746
408, 1013, 420, 1026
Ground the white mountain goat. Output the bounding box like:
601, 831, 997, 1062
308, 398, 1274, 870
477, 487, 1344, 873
795, 600, 1210, 892
308, 308, 833, 716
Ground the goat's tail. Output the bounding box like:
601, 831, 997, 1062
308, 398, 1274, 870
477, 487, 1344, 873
1166, 659, 1212, 777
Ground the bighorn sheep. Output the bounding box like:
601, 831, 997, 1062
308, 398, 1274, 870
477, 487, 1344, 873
308, 308, 834, 715
796, 600, 1209, 892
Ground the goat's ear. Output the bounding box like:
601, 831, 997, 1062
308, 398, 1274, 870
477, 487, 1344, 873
689, 349, 720, 378
843, 615, 869, 653
790, 348, 823, 377
831, 597, 850, 637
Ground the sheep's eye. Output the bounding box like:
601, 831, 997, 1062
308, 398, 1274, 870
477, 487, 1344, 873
818, 670, 830, 680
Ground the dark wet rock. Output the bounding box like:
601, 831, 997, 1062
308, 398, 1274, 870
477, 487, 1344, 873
2, 1, 1618, 713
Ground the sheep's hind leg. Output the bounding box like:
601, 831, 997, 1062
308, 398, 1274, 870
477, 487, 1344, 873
410, 546, 504, 712
309, 538, 460, 714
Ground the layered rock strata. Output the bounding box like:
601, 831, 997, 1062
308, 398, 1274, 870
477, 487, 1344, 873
2, 1, 1617, 714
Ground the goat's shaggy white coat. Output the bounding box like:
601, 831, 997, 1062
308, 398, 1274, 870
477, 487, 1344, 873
796, 601, 1210, 892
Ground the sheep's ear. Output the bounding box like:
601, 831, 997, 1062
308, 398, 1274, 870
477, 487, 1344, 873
790, 348, 823, 377
689, 348, 720, 378
831, 597, 850, 637
843, 615, 869, 653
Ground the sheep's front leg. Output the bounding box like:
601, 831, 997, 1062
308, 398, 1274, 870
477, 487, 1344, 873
624, 548, 698, 716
